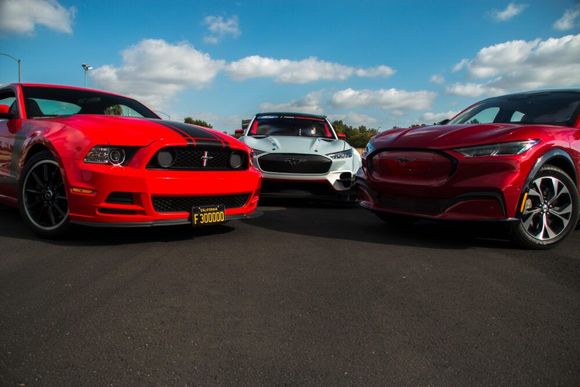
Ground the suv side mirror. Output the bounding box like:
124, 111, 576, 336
234, 129, 244, 138
337, 133, 347, 140
0, 104, 14, 119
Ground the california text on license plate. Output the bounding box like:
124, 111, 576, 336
192, 205, 226, 226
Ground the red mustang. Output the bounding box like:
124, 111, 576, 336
0, 84, 261, 237
357, 90, 580, 249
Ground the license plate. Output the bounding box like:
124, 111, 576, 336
192, 205, 226, 226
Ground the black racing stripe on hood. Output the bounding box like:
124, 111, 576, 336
195, 139, 231, 149
145, 119, 193, 144
161, 121, 218, 140
148, 119, 229, 147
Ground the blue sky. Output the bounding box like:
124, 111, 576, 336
1, 0, 579, 131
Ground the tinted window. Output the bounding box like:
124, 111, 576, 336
21, 86, 159, 119
449, 92, 580, 126
249, 116, 334, 138
34, 99, 81, 115
0, 89, 16, 115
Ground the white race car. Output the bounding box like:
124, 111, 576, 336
238, 112, 362, 201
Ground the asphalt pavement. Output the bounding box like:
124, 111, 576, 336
0, 200, 579, 386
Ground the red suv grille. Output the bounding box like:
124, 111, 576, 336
370, 151, 455, 185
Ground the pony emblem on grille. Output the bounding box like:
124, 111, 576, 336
201, 151, 214, 167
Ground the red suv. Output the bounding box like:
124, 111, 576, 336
357, 90, 580, 249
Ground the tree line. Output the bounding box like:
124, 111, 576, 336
183, 117, 380, 147
330, 120, 379, 148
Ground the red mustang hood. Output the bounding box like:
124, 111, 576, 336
373, 123, 548, 149
45, 115, 240, 147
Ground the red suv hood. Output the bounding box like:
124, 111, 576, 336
372, 123, 551, 150
45, 115, 240, 148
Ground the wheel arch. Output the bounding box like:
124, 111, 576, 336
19, 139, 66, 183
524, 148, 577, 189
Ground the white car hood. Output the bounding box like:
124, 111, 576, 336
242, 135, 349, 155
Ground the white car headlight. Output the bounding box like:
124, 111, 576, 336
327, 149, 353, 159
455, 140, 539, 157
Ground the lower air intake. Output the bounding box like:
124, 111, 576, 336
152, 194, 250, 213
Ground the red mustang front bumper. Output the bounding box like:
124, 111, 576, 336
62, 160, 262, 227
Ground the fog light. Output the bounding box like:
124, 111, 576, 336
339, 172, 352, 180
157, 150, 175, 168
229, 152, 243, 169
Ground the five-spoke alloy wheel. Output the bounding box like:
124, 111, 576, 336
19, 151, 70, 237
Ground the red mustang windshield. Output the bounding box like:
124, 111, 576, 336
249, 116, 334, 138
21, 86, 159, 119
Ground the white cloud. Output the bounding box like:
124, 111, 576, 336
227, 56, 394, 83
553, 5, 580, 31
331, 88, 436, 111
445, 83, 505, 98
491, 2, 527, 21
421, 110, 459, 123
430, 74, 445, 84
355, 65, 395, 78
91, 39, 225, 109
329, 112, 379, 127
203, 15, 240, 44
447, 34, 580, 97
0, 0, 75, 35
260, 91, 324, 114
452, 59, 469, 73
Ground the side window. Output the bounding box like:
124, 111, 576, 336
510, 111, 525, 122
104, 104, 144, 117
33, 98, 81, 116
465, 107, 500, 124
0, 90, 17, 116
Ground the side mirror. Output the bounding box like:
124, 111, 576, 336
234, 129, 244, 138
0, 104, 14, 119
337, 133, 347, 140
437, 119, 450, 125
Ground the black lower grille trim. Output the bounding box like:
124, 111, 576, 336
258, 153, 331, 174
152, 194, 251, 213
262, 180, 334, 196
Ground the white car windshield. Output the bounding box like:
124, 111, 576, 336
249, 115, 334, 139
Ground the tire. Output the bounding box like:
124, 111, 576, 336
374, 212, 417, 227
19, 151, 70, 238
337, 186, 358, 204
512, 165, 579, 249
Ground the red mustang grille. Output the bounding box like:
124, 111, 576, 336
370, 151, 455, 185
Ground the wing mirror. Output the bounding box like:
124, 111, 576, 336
437, 119, 450, 125
234, 129, 244, 138
0, 104, 14, 119
337, 133, 347, 140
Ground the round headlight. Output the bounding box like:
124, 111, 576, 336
109, 148, 126, 165
229, 152, 243, 169
157, 150, 175, 168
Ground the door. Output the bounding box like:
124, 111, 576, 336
0, 88, 19, 201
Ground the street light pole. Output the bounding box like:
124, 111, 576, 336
0, 52, 21, 82
81, 63, 93, 87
